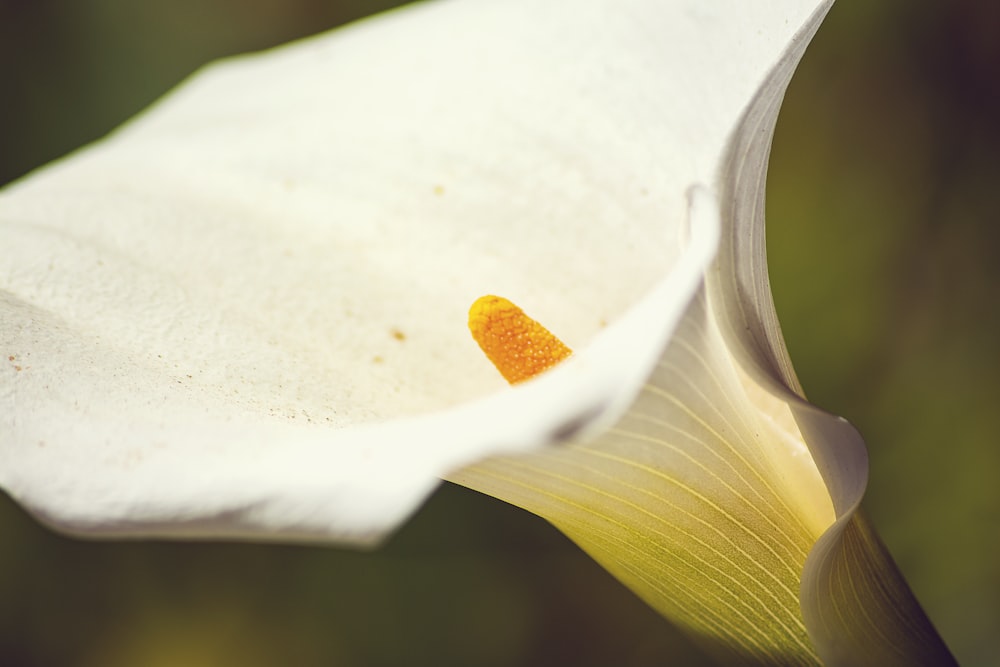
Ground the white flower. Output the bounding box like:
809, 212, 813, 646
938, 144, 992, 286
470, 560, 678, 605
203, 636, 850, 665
0, 0, 955, 664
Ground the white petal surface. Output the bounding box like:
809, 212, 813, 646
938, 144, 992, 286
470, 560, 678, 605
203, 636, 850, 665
2, 0, 833, 543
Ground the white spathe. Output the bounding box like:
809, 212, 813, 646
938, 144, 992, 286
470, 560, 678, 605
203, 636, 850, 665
1, 0, 829, 542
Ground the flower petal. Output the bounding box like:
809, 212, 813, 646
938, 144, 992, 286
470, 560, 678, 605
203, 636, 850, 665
1, 0, 821, 544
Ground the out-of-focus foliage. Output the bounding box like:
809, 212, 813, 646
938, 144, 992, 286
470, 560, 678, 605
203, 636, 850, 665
0, 0, 996, 665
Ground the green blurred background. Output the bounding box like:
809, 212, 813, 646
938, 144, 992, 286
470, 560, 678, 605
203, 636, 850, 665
0, 1, 997, 665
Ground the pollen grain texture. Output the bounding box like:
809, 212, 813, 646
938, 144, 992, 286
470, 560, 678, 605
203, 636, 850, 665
468, 295, 572, 384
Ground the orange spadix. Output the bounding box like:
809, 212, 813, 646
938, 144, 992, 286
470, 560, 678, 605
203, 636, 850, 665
468, 295, 572, 384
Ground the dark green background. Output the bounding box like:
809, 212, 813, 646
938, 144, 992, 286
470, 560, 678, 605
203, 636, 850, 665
1, 1, 996, 665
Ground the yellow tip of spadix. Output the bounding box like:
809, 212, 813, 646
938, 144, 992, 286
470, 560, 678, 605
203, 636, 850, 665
468, 295, 573, 384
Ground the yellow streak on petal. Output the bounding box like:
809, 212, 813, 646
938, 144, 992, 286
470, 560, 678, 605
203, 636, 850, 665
468, 295, 572, 384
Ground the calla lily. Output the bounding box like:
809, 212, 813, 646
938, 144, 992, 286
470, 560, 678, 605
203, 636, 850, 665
0, 0, 958, 664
